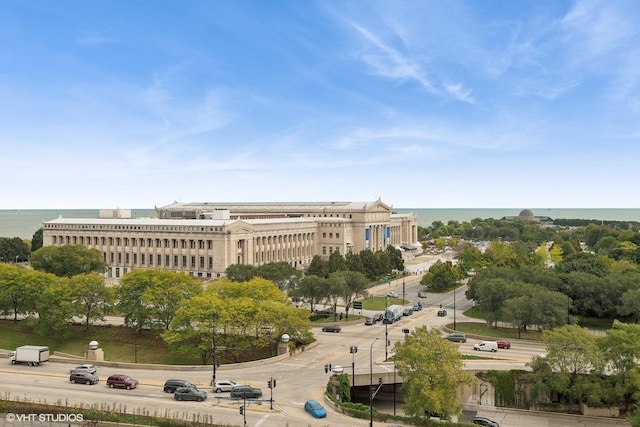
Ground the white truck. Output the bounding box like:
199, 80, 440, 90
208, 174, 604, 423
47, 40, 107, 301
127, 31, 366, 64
9, 345, 50, 366
383, 305, 404, 324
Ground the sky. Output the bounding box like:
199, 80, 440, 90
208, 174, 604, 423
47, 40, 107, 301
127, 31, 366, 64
1, 1, 639, 209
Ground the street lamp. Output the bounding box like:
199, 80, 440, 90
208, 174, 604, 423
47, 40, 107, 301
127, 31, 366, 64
369, 337, 378, 427
350, 346, 358, 401
453, 284, 457, 331
384, 296, 388, 362
402, 271, 406, 304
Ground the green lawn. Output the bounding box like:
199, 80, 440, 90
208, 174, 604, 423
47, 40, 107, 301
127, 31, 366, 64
360, 296, 406, 310
0, 320, 202, 365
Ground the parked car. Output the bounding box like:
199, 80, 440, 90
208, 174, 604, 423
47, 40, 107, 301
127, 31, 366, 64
213, 380, 237, 393
230, 385, 263, 399
106, 374, 138, 390
437, 309, 447, 317
413, 302, 423, 311
373, 313, 384, 322
70, 363, 97, 374
304, 399, 327, 418
418, 291, 428, 298
402, 307, 413, 316
70, 372, 99, 385
496, 339, 511, 349
364, 317, 376, 326
164, 379, 194, 393
386, 291, 398, 298
444, 333, 467, 343
321, 324, 341, 333
472, 416, 500, 427
174, 386, 207, 401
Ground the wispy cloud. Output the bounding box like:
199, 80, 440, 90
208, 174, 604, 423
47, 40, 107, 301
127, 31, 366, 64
348, 21, 436, 94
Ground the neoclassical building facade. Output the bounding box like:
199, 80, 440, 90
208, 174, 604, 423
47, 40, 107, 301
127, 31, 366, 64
42, 200, 418, 281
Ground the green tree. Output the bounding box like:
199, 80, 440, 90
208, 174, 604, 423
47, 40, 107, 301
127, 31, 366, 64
69, 273, 113, 330
332, 270, 368, 320
163, 278, 311, 363
540, 325, 603, 413
0, 237, 31, 263
600, 321, 640, 412
327, 251, 347, 273
619, 288, 640, 323
385, 245, 405, 272
306, 255, 328, 278
26, 271, 74, 337
31, 228, 43, 252
225, 264, 257, 282
291, 275, 328, 312
30, 245, 107, 277
420, 260, 463, 292
255, 262, 302, 292
0, 264, 34, 321
394, 326, 474, 419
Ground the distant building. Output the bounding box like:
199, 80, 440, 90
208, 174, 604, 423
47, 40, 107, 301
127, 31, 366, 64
42, 200, 418, 282
501, 209, 553, 224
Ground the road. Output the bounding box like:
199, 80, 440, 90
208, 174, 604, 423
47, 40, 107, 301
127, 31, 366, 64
1, 283, 627, 427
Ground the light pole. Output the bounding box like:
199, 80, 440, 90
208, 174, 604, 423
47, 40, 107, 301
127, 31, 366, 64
384, 296, 388, 361
369, 337, 378, 427
402, 271, 406, 304
350, 346, 358, 401
453, 284, 457, 331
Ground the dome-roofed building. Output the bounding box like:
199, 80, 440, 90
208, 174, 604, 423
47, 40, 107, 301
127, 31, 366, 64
501, 209, 553, 224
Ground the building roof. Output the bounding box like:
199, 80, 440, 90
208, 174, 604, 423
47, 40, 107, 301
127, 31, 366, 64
156, 200, 392, 213
43, 216, 319, 228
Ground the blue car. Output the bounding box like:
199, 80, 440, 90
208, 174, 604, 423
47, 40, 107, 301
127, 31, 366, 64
304, 399, 327, 418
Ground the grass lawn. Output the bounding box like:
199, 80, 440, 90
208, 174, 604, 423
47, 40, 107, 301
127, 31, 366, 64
360, 296, 406, 311
453, 321, 544, 341
0, 320, 202, 365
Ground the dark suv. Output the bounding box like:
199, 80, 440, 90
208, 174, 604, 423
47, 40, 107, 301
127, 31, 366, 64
174, 386, 207, 402
70, 372, 99, 385
106, 374, 138, 390
444, 333, 467, 343
472, 416, 499, 427
230, 385, 263, 399
164, 379, 194, 393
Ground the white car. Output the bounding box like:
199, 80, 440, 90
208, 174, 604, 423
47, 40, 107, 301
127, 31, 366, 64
70, 364, 97, 374
386, 291, 398, 298
213, 380, 237, 393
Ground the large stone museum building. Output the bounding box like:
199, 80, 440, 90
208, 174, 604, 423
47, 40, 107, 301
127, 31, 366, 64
42, 200, 418, 282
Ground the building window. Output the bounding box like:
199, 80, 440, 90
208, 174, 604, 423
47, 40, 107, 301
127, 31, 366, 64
158, 254, 162, 266
182, 255, 187, 267
322, 246, 326, 255
165, 255, 170, 266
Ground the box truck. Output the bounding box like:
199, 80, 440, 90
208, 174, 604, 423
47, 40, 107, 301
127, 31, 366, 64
383, 305, 404, 324
9, 345, 50, 366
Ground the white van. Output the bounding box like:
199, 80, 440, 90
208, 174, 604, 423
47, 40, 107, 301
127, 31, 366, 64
473, 341, 498, 352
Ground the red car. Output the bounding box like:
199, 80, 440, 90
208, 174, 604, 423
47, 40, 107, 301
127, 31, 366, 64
496, 339, 511, 349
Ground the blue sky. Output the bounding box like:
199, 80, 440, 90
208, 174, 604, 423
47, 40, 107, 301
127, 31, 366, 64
1, 1, 639, 209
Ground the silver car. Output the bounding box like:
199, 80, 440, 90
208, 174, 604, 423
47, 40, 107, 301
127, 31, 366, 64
70, 364, 97, 374
213, 380, 237, 393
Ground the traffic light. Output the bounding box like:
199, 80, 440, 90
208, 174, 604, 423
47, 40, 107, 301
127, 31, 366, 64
216, 356, 221, 368
239, 406, 244, 415
272, 379, 276, 388
268, 379, 272, 389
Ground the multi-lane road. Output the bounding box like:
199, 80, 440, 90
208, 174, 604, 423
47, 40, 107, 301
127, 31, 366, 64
1, 279, 622, 427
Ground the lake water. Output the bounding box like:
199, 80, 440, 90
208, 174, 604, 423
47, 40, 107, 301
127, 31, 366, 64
2, 208, 639, 239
